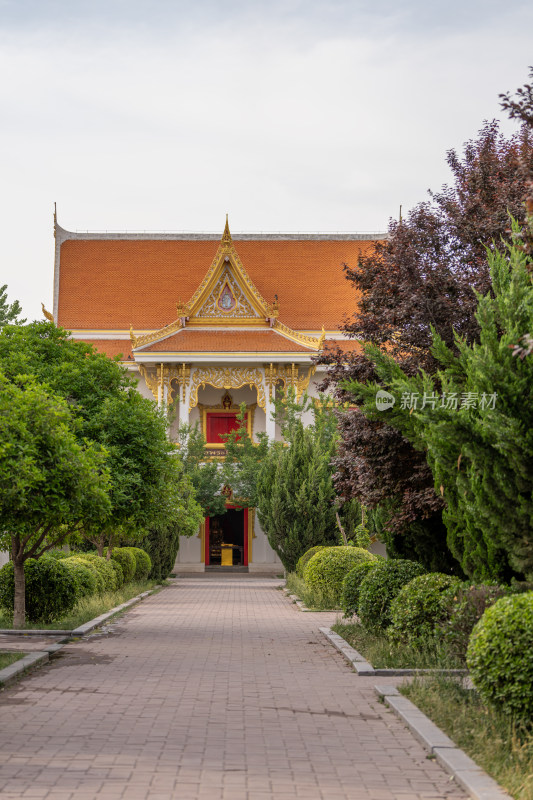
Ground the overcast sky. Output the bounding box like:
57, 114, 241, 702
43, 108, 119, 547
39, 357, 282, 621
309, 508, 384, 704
1, 0, 531, 321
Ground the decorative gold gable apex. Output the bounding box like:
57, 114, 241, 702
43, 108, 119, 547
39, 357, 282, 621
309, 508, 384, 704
130, 218, 327, 352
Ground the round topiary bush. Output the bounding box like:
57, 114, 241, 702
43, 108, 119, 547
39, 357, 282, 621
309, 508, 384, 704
64, 556, 105, 594
467, 592, 533, 723
121, 547, 152, 581
358, 559, 426, 632
0, 557, 78, 623
108, 559, 125, 588
295, 546, 326, 578
110, 548, 136, 584
388, 573, 461, 646
303, 547, 376, 606
340, 560, 382, 617
76, 554, 119, 592
62, 558, 98, 598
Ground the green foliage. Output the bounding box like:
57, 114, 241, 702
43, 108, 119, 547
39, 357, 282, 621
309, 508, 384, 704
0, 558, 78, 623
295, 546, 326, 578
438, 581, 533, 663
467, 592, 533, 723
0, 285, 25, 327
222, 403, 270, 507
63, 556, 105, 593
76, 554, 119, 592
110, 548, 136, 584
137, 522, 181, 581
340, 560, 381, 617
120, 547, 152, 581
303, 546, 376, 606
358, 559, 426, 631
62, 558, 98, 598
388, 573, 461, 646
108, 558, 124, 588
256, 393, 340, 572
178, 422, 227, 516
344, 230, 533, 581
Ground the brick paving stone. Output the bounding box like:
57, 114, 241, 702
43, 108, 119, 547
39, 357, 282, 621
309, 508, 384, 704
0, 578, 468, 799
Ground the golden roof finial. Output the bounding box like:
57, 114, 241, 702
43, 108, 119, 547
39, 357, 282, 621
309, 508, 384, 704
129, 325, 138, 348
221, 214, 232, 247
318, 325, 326, 350
41, 302, 54, 323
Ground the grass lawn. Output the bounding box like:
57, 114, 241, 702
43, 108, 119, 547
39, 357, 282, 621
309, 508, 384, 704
0, 581, 160, 630
402, 676, 533, 800
332, 621, 462, 669
285, 572, 339, 610
0, 652, 25, 670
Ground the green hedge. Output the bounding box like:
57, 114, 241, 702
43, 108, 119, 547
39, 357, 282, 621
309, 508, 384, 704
358, 559, 426, 631
388, 573, 460, 646
295, 546, 326, 578
120, 547, 152, 581
467, 592, 533, 723
304, 547, 376, 606
0, 557, 78, 623
340, 560, 381, 617
62, 558, 98, 598
75, 554, 120, 592
110, 548, 136, 584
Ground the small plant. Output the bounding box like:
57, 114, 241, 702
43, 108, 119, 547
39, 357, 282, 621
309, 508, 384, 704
358, 559, 426, 632
340, 560, 381, 617
304, 546, 376, 607
388, 573, 461, 646
295, 546, 326, 578
467, 592, 533, 724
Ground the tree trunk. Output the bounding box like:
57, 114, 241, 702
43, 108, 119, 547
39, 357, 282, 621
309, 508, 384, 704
96, 541, 104, 557
12, 557, 26, 628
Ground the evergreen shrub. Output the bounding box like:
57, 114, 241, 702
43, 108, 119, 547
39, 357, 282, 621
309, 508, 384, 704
467, 592, 533, 723
76, 554, 119, 592
64, 556, 105, 593
304, 547, 376, 606
340, 560, 381, 617
388, 573, 460, 646
108, 559, 124, 588
110, 548, 136, 584
138, 523, 180, 580
358, 559, 426, 631
62, 558, 97, 598
0, 557, 78, 623
120, 547, 152, 581
296, 546, 326, 578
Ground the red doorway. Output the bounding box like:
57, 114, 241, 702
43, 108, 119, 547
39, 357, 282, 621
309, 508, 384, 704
205, 506, 249, 566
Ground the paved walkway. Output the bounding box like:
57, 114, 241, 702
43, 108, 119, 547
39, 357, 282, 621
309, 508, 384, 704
0, 578, 466, 800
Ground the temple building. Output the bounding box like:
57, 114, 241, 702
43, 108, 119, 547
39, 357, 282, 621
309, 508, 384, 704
52, 214, 386, 572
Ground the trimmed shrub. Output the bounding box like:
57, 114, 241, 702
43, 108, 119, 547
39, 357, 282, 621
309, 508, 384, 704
358, 559, 426, 632
76, 554, 119, 592
340, 560, 382, 617
110, 548, 135, 584
296, 546, 326, 578
304, 547, 376, 606
108, 559, 124, 588
467, 592, 533, 723
388, 573, 461, 646
120, 547, 152, 582
137, 522, 180, 581
64, 556, 105, 594
0, 557, 78, 623
62, 558, 97, 598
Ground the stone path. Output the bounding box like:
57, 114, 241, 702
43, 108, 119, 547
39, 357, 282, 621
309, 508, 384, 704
0, 577, 467, 800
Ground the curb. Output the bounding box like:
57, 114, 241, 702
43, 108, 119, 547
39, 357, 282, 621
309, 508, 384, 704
0, 642, 67, 689
375, 685, 509, 800
320, 627, 467, 677
281, 588, 333, 613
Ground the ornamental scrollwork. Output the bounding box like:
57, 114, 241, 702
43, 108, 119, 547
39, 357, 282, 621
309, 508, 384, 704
197, 269, 258, 319
189, 367, 266, 411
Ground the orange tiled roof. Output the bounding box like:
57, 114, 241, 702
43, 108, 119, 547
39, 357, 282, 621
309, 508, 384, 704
57, 237, 378, 330
140, 329, 316, 354
76, 339, 133, 360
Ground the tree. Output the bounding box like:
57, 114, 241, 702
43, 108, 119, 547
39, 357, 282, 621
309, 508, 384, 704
222, 403, 269, 507
343, 226, 533, 581
177, 423, 227, 516
254, 393, 342, 572
0, 285, 25, 327
0, 372, 111, 626
319, 118, 533, 567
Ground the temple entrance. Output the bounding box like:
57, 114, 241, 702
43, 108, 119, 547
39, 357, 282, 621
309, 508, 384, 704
206, 507, 248, 567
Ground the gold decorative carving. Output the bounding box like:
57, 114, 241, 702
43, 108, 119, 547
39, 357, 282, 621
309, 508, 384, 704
317, 326, 326, 350
41, 303, 54, 323
273, 320, 324, 350
129, 325, 138, 348
264, 363, 278, 400
197, 269, 258, 319
138, 362, 190, 403
176, 299, 191, 318
189, 367, 266, 411
132, 319, 183, 350
277, 364, 317, 400
137, 364, 160, 401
